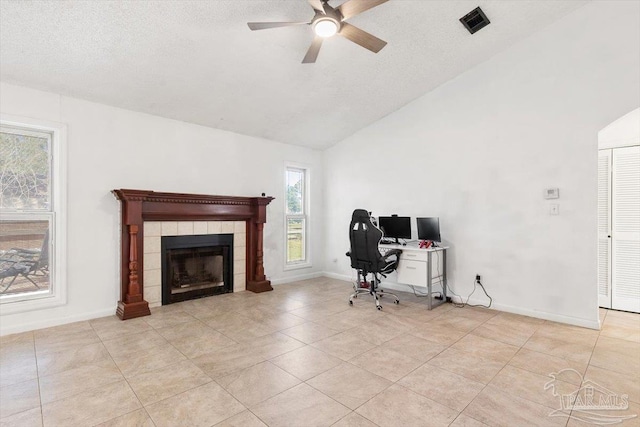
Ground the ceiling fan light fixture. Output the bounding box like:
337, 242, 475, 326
313, 18, 339, 37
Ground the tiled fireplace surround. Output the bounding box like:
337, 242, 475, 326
142, 220, 247, 307
113, 189, 275, 320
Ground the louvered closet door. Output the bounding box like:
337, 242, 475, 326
598, 149, 612, 308
612, 145, 640, 313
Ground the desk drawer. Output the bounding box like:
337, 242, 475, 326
397, 259, 427, 287
400, 251, 430, 262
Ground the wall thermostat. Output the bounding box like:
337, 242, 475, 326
544, 188, 560, 199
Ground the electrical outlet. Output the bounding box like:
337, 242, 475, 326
475, 274, 481, 281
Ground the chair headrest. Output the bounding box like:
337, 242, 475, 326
351, 209, 371, 223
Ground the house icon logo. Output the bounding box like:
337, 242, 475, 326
545, 368, 637, 425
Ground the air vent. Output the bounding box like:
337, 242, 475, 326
460, 7, 490, 34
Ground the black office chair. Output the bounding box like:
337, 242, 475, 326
346, 209, 401, 310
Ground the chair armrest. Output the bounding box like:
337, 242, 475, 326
382, 249, 402, 259
0, 256, 35, 267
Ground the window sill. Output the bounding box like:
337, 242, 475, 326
284, 262, 313, 271
0, 291, 66, 315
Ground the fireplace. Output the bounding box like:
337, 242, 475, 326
112, 189, 274, 320
162, 234, 233, 304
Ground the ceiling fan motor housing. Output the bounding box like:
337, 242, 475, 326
312, 4, 343, 37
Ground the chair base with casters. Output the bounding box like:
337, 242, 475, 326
349, 270, 400, 310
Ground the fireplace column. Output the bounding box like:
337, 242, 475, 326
116, 196, 151, 320
246, 198, 273, 293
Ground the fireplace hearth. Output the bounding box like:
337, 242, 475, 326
162, 234, 233, 304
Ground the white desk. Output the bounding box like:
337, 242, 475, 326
379, 244, 448, 310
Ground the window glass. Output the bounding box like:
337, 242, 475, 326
285, 166, 308, 267
0, 129, 51, 210
1, 125, 55, 302
286, 218, 305, 263
286, 169, 304, 214
0, 219, 50, 296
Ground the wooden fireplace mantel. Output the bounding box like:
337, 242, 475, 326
112, 189, 275, 320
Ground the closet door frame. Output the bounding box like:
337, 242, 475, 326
611, 145, 640, 313
597, 149, 612, 309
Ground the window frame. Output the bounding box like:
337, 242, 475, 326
284, 163, 311, 271
0, 114, 67, 314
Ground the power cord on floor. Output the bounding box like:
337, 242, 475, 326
448, 278, 492, 309
446, 283, 465, 307
465, 278, 492, 308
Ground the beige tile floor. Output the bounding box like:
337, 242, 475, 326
0, 277, 639, 427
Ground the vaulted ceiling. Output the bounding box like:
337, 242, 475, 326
0, 0, 587, 149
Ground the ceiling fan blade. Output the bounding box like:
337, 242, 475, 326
302, 36, 323, 63
247, 21, 309, 31
308, 0, 325, 13
338, 22, 387, 53
337, 0, 388, 20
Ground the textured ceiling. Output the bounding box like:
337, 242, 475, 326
0, 0, 587, 149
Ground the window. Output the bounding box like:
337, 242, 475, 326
0, 116, 66, 312
285, 165, 310, 268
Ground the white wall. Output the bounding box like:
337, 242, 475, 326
598, 108, 640, 149
0, 82, 324, 335
324, 1, 640, 328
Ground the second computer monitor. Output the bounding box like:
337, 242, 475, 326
417, 217, 441, 242
378, 216, 411, 242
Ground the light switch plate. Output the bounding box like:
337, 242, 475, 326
550, 204, 560, 215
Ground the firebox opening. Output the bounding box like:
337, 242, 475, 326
161, 234, 233, 304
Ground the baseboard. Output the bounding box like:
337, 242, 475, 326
319, 271, 600, 330
463, 297, 601, 330
322, 271, 351, 282
2, 273, 600, 335
0, 307, 116, 336
271, 271, 324, 286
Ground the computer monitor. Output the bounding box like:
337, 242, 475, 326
417, 217, 441, 242
378, 216, 411, 243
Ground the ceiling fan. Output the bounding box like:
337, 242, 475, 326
247, 0, 389, 63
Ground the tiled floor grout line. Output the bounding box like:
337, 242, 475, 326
263, 300, 432, 427
90, 320, 154, 427
487, 318, 602, 427
6, 288, 636, 427
31, 334, 45, 427
92, 320, 172, 427
354, 306, 498, 425
564, 325, 603, 427
419, 310, 588, 426
154, 309, 312, 426
305, 306, 493, 427
431, 311, 508, 426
